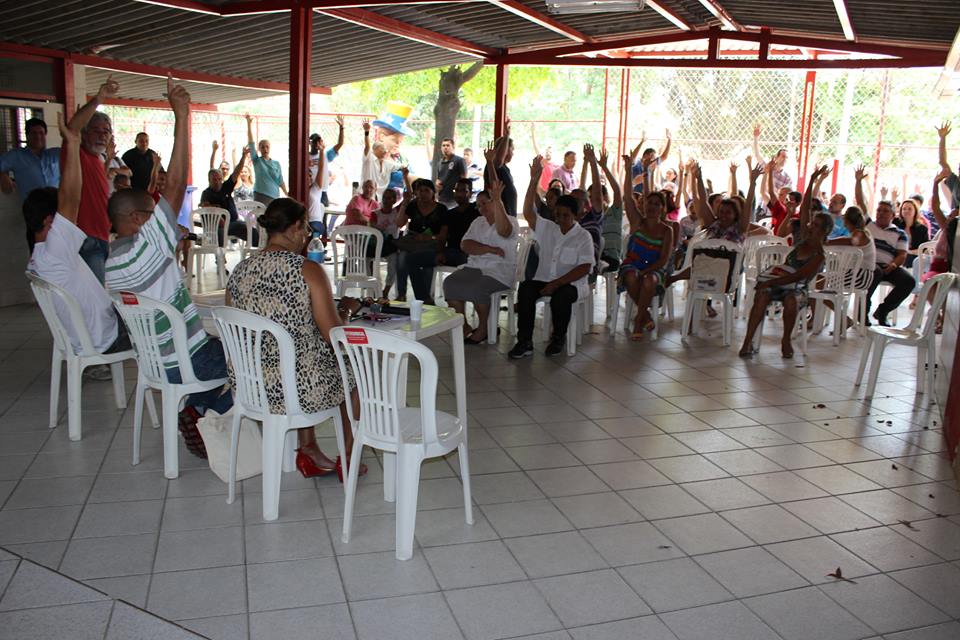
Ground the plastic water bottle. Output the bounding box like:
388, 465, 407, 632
306, 233, 325, 264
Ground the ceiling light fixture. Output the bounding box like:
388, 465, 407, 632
546, 1, 646, 15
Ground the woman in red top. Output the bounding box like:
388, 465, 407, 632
344, 179, 378, 226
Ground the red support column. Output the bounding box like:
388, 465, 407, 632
493, 64, 509, 139
55, 58, 76, 120
796, 70, 817, 192
288, 0, 312, 203
601, 68, 609, 151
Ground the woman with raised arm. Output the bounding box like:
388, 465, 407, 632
245, 113, 286, 205
739, 165, 833, 359
618, 153, 673, 339
811, 205, 874, 330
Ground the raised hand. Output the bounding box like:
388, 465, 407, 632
629, 142, 642, 163
854, 164, 868, 182
749, 163, 763, 182
729, 161, 739, 174
96, 75, 119, 102
362, 119, 370, 133
753, 124, 761, 138
489, 174, 504, 198
530, 154, 544, 179
582, 143, 595, 161
665, 128, 672, 140
483, 142, 497, 165
598, 148, 609, 167
936, 121, 952, 139
335, 114, 345, 129
211, 140, 219, 152
818, 164, 832, 181
880, 186, 889, 200
242, 145, 251, 157
166, 75, 190, 115
56, 111, 79, 147
890, 186, 899, 202
244, 113, 252, 123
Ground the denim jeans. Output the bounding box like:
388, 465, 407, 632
165, 337, 233, 415
79, 236, 109, 285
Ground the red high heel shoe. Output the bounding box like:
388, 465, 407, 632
295, 449, 336, 478
335, 455, 368, 483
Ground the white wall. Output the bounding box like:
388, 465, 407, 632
0, 99, 64, 307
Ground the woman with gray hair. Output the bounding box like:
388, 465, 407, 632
245, 113, 287, 205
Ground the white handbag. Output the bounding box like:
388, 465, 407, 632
197, 409, 263, 482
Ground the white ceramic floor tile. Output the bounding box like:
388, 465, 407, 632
819, 573, 951, 635
661, 601, 780, 640
695, 547, 808, 597
743, 585, 873, 640
617, 557, 733, 613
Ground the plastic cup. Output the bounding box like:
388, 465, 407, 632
410, 299, 424, 324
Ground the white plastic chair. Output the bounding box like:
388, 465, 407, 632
855, 273, 957, 401
212, 306, 347, 520
235, 199, 265, 223
431, 265, 461, 307
681, 239, 744, 346
330, 225, 384, 298
809, 246, 863, 345
331, 326, 472, 561
740, 235, 788, 317
187, 207, 229, 291
241, 218, 268, 259
111, 292, 227, 479
28, 273, 133, 441
850, 264, 876, 337
912, 240, 937, 292
745, 245, 810, 355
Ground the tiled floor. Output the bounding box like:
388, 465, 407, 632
1, 293, 959, 640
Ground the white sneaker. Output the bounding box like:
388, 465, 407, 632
83, 364, 112, 381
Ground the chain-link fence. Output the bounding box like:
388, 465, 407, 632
103, 66, 957, 210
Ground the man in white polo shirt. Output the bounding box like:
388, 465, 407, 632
24, 113, 129, 373
856, 166, 915, 326
510, 158, 595, 358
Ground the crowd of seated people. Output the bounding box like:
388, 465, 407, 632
6, 71, 958, 480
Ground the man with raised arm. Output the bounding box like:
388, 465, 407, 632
484, 119, 517, 217
105, 76, 232, 455
509, 155, 595, 359
854, 164, 914, 327
63, 77, 120, 283
24, 113, 129, 361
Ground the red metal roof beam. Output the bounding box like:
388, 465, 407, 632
488, 29, 705, 63
486, 1, 592, 43
317, 7, 497, 57
832, 0, 857, 42
646, 1, 692, 31
695, 0, 742, 31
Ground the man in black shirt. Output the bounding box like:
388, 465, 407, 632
120, 132, 155, 191
439, 179, 480, 267
436, 137, 466, 208
199, 147, 257, 246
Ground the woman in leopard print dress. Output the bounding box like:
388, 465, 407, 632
226, 198, 363, 479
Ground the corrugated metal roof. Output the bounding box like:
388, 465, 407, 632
723, 0, 844, 36
1, 0, 956, 105
83, 67, 280, 104
846, 0, 960, 45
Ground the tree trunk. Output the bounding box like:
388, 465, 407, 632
431, 61, 483, 180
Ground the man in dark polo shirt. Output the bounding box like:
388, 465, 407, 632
199, 147, 257, 246
439, 178, 480, 267
435, 137, 466, 208
121, 132, 156, 191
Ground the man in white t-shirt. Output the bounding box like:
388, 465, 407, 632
24, 114, 129, 370
442, 186, 518, 344
361, 120, 397, 199
510, 185, 595, 359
